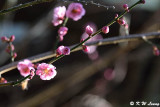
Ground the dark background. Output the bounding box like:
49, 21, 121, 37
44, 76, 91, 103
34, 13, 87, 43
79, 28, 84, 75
0, 0, 160, 107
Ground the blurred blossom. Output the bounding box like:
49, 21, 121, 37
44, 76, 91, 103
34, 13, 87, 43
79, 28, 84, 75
1, 36, 9, 42
81, 22, 103, 60
104, 68, 115, 81
52, 6, 66, 26
10, 35, 15, 42
72, 94, 113, 107
66, 3, 85, 21
0, 77, 7, 83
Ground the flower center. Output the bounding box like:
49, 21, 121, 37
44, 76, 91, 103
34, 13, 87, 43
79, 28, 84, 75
44, 69, 49, 74
72, 7, 81, 13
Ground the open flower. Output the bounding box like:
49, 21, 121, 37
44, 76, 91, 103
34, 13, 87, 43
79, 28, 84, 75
52, 6, 66, 26
36, 63, 57, 80
17, 59, 35, 77
66, 3, 85, 21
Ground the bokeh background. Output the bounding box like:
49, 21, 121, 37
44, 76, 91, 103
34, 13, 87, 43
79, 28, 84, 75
0, 0, 160, 107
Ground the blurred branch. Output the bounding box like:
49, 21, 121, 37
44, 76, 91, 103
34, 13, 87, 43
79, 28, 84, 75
0, 31, 160, 76
0, 0, 53, 15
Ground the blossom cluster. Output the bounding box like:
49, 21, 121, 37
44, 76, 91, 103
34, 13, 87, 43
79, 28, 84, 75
52, 3, 85, 41
1, 35, 17, 60
17, 59, 57, 80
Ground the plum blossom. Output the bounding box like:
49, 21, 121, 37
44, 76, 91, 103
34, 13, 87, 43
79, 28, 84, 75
56, 45, 70, 56
10, 35, 15, 42
0, 77, 7, 83
36, 63, 57, 80
81, 22, 103, 60
82, 45, 90, 53
58, 26, 68, 41
52, 6, 66, 26
66, 3, 85, 21
123, 4, 129, 12
153, 46, 160, 56
17, 59, 35, 77
102, 26, 109, 34
117, 18, 126, 25
85, 25, 93, 36
81, 23, 103, 54
1, 36, 9, 42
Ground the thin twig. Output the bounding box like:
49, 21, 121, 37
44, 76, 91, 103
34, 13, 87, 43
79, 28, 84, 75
0, 0, 53, 15
0, 32, 160, 76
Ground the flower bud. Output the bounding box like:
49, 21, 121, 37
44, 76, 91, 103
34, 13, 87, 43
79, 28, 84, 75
102, 26, 109, 34
56, 46, 64, 56
123, 4, 129, 12
85, 25, 93, 36
0, 77, 7, 83
1, 36, 9, 42
13, 52, 17, 58
58, 27, 68, 37
115, 14, 118, 19
153, 46, 160, 56
117, 18, 126, 25
82, 45, 90, 53
10, 35, 15, 42
62, 46, 70, 55
6, 44, 15, 53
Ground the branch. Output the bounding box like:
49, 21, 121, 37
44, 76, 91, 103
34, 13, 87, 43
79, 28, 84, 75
0, 31, 160, 75
0, 0, 53, 15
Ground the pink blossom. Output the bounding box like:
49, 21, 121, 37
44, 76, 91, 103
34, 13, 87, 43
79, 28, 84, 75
85, 25, 93, 36
0, 77, 7, 83
10, 35, 15, 42
82, 45, 90, 53
102, 26, 109, 34
123, 4, 129, 12
56, 45, 70, 56
17, 59, 35, 77
115, 14, 118, 19
5, 44, 15, 53
56, 45, 65, 56
66, 3, 85, 21
59, 35, 64, 41
153, 46, 160, 56
52, 6, 66, 26
1, 36, 9, 42
62, 46, 70, 55
13, 52, 17, 58
81, 23, 103, 54
36, 63, 57, 80
58, 27, 68, 41
104, 68, 115, 81
117, 18, 126, 25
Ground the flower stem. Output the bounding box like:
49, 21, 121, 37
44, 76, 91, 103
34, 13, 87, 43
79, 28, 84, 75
53, 17, 69, 50
0, 75, 30, 87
